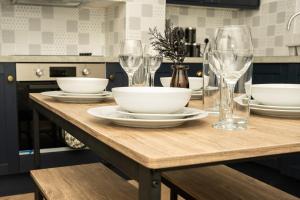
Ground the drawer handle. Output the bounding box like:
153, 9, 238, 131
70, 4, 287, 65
109, 74, 115, 81
7, 75, 14, 82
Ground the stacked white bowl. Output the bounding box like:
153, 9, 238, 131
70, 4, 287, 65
56, 77, 108, 94
112, 87, 192, 114
160, 76, 209, 91
251, 84, 300, 106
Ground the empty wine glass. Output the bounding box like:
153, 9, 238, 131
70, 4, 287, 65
212, 25, 253, 130
143, 44, 163, 87
119, 40, 143, 86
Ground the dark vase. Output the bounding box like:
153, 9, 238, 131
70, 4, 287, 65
170, 65, 189, 88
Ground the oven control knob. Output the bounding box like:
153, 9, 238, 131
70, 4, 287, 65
36, 69, 43, 77
82, 68, 90, 76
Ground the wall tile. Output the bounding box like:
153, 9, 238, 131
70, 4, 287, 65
1, 3, 14, 17
66, 20, 78, 32
141, 4, 153, 17
79, 8, 90, 21
42, 32, 54, 44
29, 44, 41, 55
28, 18, 41, 31
129, 17, 141, 30
78, 33, 89, 45
41, 7, 54, 19
276, 12, 286, 24
269, 1, 277, 13
2, 30, 15, 43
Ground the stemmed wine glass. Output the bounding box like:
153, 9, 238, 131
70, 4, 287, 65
143, 44, 163, 87
211, 25, 253, 130
119, 40, 143, 86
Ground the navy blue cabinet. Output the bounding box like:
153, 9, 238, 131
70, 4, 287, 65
0, 63, 19, 175
252, 63, 300, 84
166, 0, 260, 9
106, 63, 203, 89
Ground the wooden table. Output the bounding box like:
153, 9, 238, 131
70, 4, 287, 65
30, 93, 300, 200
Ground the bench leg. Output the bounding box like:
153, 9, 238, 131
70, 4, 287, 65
138, 166, 161, 200
33, 109, 41, 169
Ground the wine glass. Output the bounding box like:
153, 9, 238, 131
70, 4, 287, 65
119, 40, 143, 86
143, 44, 163, 87
212, 25, 253, 130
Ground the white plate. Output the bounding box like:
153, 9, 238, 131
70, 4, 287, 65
61, 91, 111, 97
235, 95, 300, 118
87, 106, 208, 128
250, 100, 300, 110
41, 91, 112, 103
116, 107, 203, 119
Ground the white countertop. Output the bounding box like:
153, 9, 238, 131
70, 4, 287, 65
0, 55, 299, 64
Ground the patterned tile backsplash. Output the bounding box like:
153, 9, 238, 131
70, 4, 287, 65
0, 1, 106, 55
0, 0, 299, 56
166, 0, 300, 56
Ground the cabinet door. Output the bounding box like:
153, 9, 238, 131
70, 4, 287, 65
156, 63, 203, 86
106, 63, 128, 90
0, 63, 19, 175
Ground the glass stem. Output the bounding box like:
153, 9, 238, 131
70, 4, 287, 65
128, 74, 133, 87
150, 72, 155, 87
227, 82, 236, 121
218, 75, 224, 121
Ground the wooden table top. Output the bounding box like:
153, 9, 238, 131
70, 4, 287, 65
30, 93, 300, 169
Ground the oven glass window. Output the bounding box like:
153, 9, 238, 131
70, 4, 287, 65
50, 67, 76, 77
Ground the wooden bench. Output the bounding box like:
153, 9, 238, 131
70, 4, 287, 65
162, 165, 299, 200
30, 163, 138, 200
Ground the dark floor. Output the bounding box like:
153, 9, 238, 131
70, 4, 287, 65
0, 162, 300, 197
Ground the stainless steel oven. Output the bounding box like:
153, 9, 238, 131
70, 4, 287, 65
16, 63, 105, 154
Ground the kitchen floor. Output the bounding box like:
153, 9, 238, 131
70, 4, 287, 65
0, 162, 299, 198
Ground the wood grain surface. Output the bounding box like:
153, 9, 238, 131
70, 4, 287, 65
0, 193, 34, 200
163, 165, 299, 200
30, 163, 137, 200
30, 93, 300, 169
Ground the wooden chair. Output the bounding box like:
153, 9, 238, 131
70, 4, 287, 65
162, 165, 299, 200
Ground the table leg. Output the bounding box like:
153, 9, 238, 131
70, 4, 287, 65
34, 187, 43, 200
33, 109, 41, 169
138, 166, 161, 200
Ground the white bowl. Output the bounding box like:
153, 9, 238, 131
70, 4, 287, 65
57, 77, 108, 94
252, 84, 300, 106
160, 76, 209, 91
112, 87, 192, 114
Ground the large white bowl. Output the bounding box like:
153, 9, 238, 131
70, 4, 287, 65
112, 87, 192, 114
160, 76, 209, 91
57, 77, 108, 94
252, 84, 300, 106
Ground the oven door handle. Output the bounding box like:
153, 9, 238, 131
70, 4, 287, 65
28, 84, 59, 90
